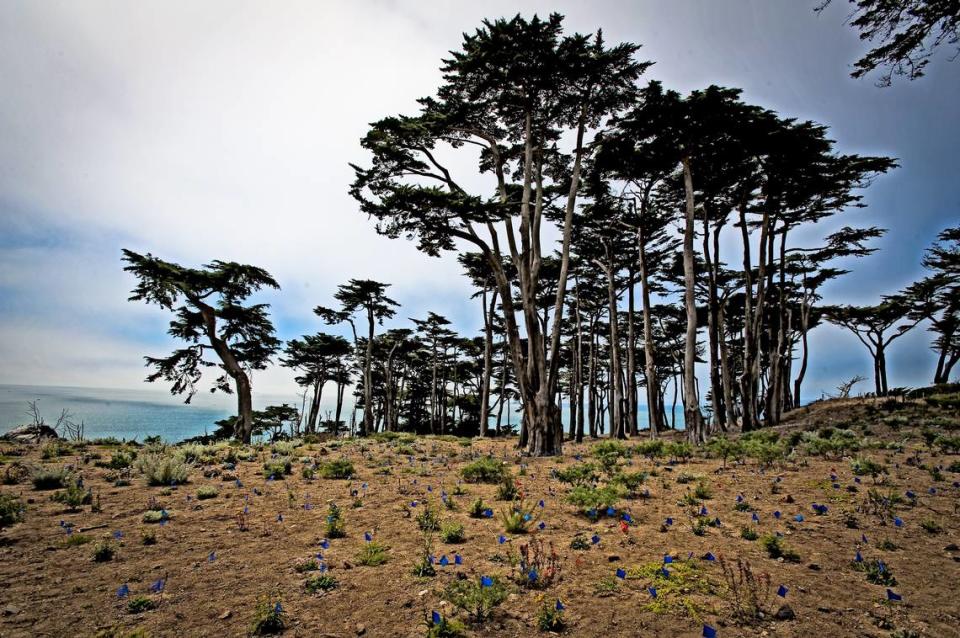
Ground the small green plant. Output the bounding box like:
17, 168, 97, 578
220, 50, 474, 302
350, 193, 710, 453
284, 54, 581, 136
536, 600, 565, 631
318, 458, 355, 479
442, 576, 507, 624
554, 463, 599, 486
440, 520, 466, 544
718, 556, 773, 622
853, 557, 897, 586
634, 439, 666, 459
570, 535, 590, 550
31, 465, 73, 490
920, 518, 943, 534
249, 594, 285, 635
136, 452, 191, 486
494, 475, 518, 501
759, 533, 800, 562
468, 497, 490, 519
142, 509, 169, 524
196, 485, 218, 500
693, 481, 713, 500
412, 531, 437, 577
141, 529, 157, 545
92, 540, 116, 562
460, 457, 508, 484
356, 540, 389, 566
0, 494, 24, 529
64, 533, 93, 546
106, 450, 135, 470
126, 596, 156, 614
51, 483, 93, 511
426, 612, 468, 638
851, 457, 887, 482
304, 574, 338, 593
593, 576, 621, 596
416, 501, 441, 532
740, 526, 759, 541
325, 502, 346, 538
262, 458, 292, 479
500, 499, 536, 534
566, 484, 624, 515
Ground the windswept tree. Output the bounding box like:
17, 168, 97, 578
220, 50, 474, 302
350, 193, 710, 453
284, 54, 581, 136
121, 250, 280, 443
818, 0, 960, 84
825, 297, 919, 395
906, 225, 959, 382
281, 333, 352, 434
316, 279, 398, 436
350, 14, 648, 455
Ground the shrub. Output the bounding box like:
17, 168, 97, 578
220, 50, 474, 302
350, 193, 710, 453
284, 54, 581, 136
634, 439, 666, 459
851, 457, 887, 482
31, 466, 73, 490
566, 484, 624, 515
64, 533, 92, 546
355, 540, 389, 566
759, 533, 800, 562
196, 485, 219, 500
468, 498, 491, 519
317, 458, 355, 479
106, 450, 135, 470
920, 518, 943, 534
554, 462, 599, 486
494, 475, 518, 501
665, 441, 693, 462
262, 458, 292, 479
500, 499, 536, 534
304, 574, 338, 593
136, 453, 191, 486
416, 501, 441, 532
249, 594, 285, 635
51, 483, 93, 510
442, 576, 507, 623
740, 526, 759, 541
142, 509, 170, 524
0, 494, 24, 529
510, 537, 560, 590
611, 470, 647, 494
126, 596, 156, 614
92, 540, 116, 562
41, 440, 72, 459
426, 613, 468, 638
141, 529, 157, 545
461, 457, 508, 484
693, 481, 713, 500
705, 437, 742, 466
853, 557, 897, 586
440, 520, 466, 544
536, 601, 565, 631
592, 440, 630, 473
325, 503, 346, 538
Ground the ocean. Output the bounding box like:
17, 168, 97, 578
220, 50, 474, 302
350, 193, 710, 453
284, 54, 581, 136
0, 383, 684, 443
0, 384, 302, 443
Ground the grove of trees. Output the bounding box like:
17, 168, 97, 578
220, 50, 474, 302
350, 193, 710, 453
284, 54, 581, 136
125, 13, 958, 456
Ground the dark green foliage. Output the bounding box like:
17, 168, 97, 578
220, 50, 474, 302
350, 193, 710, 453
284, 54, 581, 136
0, 494, 24, 529
460, 457, 508, 484
317, 458, 355, 479
304, 574, 338, 593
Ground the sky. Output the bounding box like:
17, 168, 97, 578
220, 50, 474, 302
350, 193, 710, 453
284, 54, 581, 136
0, 0, 956, 406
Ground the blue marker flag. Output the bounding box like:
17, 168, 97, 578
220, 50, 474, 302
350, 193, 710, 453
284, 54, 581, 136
483, 508, 494, 518
665, 517, 674, 526
752, 513, 760, 522
432, 611, 441, 625
454, 554, 462, 565
664, 555, 673, 564
703, 625, 717, 638
855, 551, 863, 563
556, 599, 565, 611
498, 535, 507, 544
149, 578, 165, 593
777, 585, 788, 598
320, 539, 330, 549
606, 506, 616, 517
528, 569, 538, 582
113, 530, 123, 540
364, 532, 373, 542
616, 568, 626, 579
481, 576, 493, 588
794, 514, 805, 522
649, 586, 657, 598
538, 500, 545, 508
117, 584, 129, 598
894, 517, 904, 527
661, 567, 670, 579
774, 511, 782, 519
208, 551, 216, 562
886, 589, 902, 601
538, 522, 546, 530
591, 534, 601, 544
439, 555, 449, 566
623, 513, 633, 523
703, 552, 716, 562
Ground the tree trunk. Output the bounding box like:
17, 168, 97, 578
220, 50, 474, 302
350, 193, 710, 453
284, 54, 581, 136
479, 287, 497, 437
681, 157, 703, 442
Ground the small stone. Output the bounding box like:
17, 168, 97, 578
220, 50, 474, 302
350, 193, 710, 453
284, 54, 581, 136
417, 589, 429, 597
807, 563, 821, 571
607, 554, 621, 562
775, 604, 796, 621
944, 544, 958, 551
355, 623, 366, 635
219, 610, 232, 620
3, 605, 20, 616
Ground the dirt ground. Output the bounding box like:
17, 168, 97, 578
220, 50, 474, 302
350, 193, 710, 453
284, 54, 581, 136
1, 397, 958, 638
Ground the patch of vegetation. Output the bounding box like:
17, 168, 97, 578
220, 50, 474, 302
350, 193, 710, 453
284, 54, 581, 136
64, 533, 93, 546
304, 574, 338, 593
740, 526, 759, 541
262, 458, 292, 479
31, 465, 74, 490
249, 595, 285, 635
759, 533, 800, 562
442, 576, 507, 624
628, 558, 715, 620
440, 520, 466, 544
356, 540, 389, 566
92, 540, 116, 562
136, 452, 191, 486
853, 557, 897, 586
0, 493, 25, 529
919, 518, 943, 534
501, 499, 536, 534
416, 500, 442, 532
468, 497, 491, 519
196, 485, 219, 500
126, 596, 156, 614
718, 556, 772, 622
536, 600, 565, 631
566, 484, 624, 515
325, 502, 346, 538
460, 457, 508, 484
494, 475, 519, 501
317, 458, 355, 479
554, 462, 599, 486
51, 483, 93, 510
